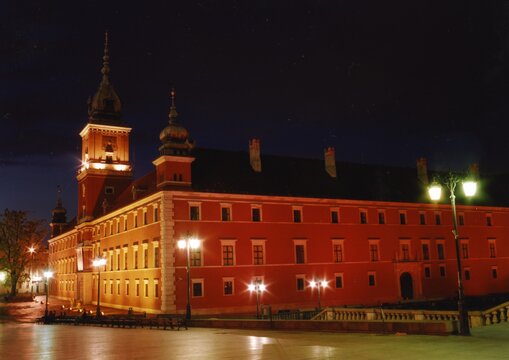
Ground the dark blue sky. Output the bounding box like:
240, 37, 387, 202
1, 1, 508, 225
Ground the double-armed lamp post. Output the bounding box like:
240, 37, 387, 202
309, 279, 328, 310
177, 237, 200, 320
92, 258, 107, 318
43, 270, 53, 321
248, 280, 266, 319
428, 173, 477, 336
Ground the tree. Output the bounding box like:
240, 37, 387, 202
0, 209, 46, 297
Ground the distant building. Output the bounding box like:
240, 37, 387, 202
48, 37, 509, 315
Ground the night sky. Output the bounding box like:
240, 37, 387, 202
2, 1, 509, 225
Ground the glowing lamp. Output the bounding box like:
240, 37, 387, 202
462, 181, 477, 197
428, 183, 442, 201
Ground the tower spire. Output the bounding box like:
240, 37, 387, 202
101, 31, 110, 80
168, 88, 178, 124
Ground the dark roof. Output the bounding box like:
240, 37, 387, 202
107, 148, 509, 210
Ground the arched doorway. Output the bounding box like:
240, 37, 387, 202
400, 272, 414, 300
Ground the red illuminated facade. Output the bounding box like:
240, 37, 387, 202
48, 38, 509, 315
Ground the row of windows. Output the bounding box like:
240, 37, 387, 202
188, 203, 496, 226
93, 241, 160, 271
93, 205, 159, 237
96, 278, 160, 298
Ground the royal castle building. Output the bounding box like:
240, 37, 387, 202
48, 38, 509, 315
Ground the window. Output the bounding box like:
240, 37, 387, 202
190, 204, 200, 221
378, 211, 385, 225
296, 276, 305, 291
110, 280, 113, 294
492, 267, 498, 279
154, 207, 159, 222
331, 209, 339, 224
360, 210, 367, 224
192, 279, 203, 297
464, 269, 471, 281
125, 280, 130, 296
105, 186, 114, 195
109, 251, 114, 271
124, 216, 127, 231
486, 215, 492, 226
190, 247, 202, 267
154, 245, 160, 267
221, 205, 231, 221
293, 208, 302, 223
251, 207, 261, 222
435, 214, 441, 225
117, 280, 120, 295
489, 240, 497, 258
295, 244, 306, 264
134, 214, 138, 228
222, 245, 234, 266
399, 212, 407, 225
144, 279, 149, 297
116, 220, 120, 233
458, 214, 464, 226
252, 240, 265, 265
437, 243, 445, 260
369, 241, 379, 262
335, 274, 344, 289
143, 211, 147, 225
424, 266, 431, 278
116, 251, 120, 270
400, 242, 410, 261
461, 242, 469, 259
134, 248, 139, 269
223, 279, 234, 296
368, 273, 376, 286
333, 241, 344, 263
439, 265, 446, 277
135, 279, 140, 296
154, 280, 159, 297
143, 247, 148, 268
419, 213, 426, 225
123, 247, 128, 270
422, 243, 430, 260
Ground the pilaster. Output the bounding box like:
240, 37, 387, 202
160, 191, 176, 313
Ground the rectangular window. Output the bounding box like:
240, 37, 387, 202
378, 212, 385, 225
223, 279, 233, 296
360, 210, 367, 224
124, 217, 127, 231
117, 220, 120, 233
489, 240, 497, 258
144, 248, 148, 268
399, 213, 407, 225
134, 214, 138, 228
333, 243, 344, 263
144, 279, 149, 297
109, 252, 114, 271
293, 209, 302, 223
422, 244, 430, 260
331, 210, 339, 224
419, 213, 426, 225
136, 280, 140, 296
439, 265, 446, 277
435, 214, 441, 225
295, 244, 305, 264
458, 215, 464, 226
221, 206, 231, 221
222, 245, 234, 266
424, 266, 431, 278
461, 243, 469, 259
251, 207, 261, 222
116, 252, 120, 270
154, 246, 160, 267
335, 274, 343, 289
368, 273, 376, 286
437, 243, 445, 260
253, 244, 264, 265
143, 211, 147, 225
190, 205, 200, 220
134, 249, 138, 269
486, 215, 492, 226
296, 277, 305, 291
192, 280, 203, 297
124, 249, 128, 270
464, 269, 471, 281
369, 243, 379, 262
492, 268, 498, 279
110, 281, 113, 295
117, 280, 120, 295
154, 207, 159, 222
125, 280, 130, 296
190, 248, 202, 267
401, 243, 410, 261
154, 280, 159, 297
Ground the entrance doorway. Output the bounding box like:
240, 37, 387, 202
400, 272, 413, 300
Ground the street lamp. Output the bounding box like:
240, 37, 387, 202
428, 173, 477, 336
309, 279, 327, 310
28, 246, 35, 293
43, 270, 53, 322
177, 236, 200, 320
92, 258, 107, 318
248, 280, 266, 319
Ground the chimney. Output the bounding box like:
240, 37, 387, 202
469, 163, 480, 180
249, 138, 262, 172
324, 147, 337, 178
416, 157, 428, 185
